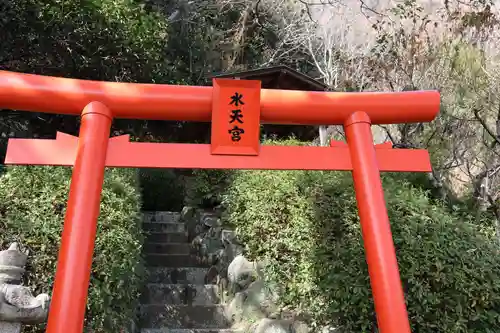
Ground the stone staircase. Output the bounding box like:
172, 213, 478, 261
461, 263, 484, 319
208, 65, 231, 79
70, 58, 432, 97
138, 211, 233, 333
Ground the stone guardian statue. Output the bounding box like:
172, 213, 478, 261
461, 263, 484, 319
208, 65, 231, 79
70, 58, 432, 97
0, 243, 50, 333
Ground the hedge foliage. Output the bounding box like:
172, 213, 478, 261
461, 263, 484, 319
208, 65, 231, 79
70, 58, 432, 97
221, 140, 500, 333
0, 0, 168, 81
0, 166, 144, 332
139, 168, 186, 212
185, 169, 233, 208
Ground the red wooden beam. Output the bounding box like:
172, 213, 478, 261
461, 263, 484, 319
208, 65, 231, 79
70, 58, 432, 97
5, 133, 432, 172
345, 112, 412, 333
0, 71, 439, 125
45, 103, 112, 333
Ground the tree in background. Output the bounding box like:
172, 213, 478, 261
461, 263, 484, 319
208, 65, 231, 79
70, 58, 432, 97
2, 0, 499, 230
0, 0, 286, 160
257, 0, 500, 237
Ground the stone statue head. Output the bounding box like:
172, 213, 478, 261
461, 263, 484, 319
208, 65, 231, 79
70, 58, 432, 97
0, 243, 28, 284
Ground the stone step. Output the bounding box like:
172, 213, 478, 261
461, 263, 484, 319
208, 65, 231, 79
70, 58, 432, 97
139, 305, 230, 329
141, 284, 220, 305
146, 267, 208, 285
141, 328, 238, 333
146, 232, 188, 244
145, 254, 208, 268
144, 243, 191, 255
143, 223, 186, 233
143, 211, 181, 223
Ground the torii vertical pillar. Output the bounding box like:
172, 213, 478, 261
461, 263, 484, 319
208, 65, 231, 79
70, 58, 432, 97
345, 112, 411, 333
46, 102, 112, 333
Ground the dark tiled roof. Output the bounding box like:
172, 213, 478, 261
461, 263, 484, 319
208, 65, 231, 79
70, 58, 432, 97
209, 65, 327, 91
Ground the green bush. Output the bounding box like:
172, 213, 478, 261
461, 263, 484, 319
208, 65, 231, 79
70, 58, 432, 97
0, 166, 144, 332
138, 168, 186, 211
185, 169, 233, 208
0, 0, 169, 82
222, 140, 500, 332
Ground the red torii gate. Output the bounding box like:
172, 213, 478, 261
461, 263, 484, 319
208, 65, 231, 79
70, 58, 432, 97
0, 71, 440, 333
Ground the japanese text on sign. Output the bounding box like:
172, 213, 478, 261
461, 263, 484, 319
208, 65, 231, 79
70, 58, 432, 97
229, 92, 245, 142
211, 78, 261, 155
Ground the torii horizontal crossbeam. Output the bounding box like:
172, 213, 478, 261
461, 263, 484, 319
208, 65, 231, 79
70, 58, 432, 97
0, 70, 439, 125
4, 133, 432, 172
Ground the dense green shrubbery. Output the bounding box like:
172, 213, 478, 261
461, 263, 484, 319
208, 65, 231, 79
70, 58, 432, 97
0, 0, 169, 81
139, 168, 186, 211
185, 169, 233, 208
222, 140, 500, 332
0, 166, 144, 332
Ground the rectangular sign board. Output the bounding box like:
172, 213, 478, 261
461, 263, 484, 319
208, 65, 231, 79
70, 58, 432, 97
210, 79, 261, 155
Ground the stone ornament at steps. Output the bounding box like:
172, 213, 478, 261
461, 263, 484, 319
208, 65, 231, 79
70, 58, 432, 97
225, 255, 309, 333
0, 242, 50, 332
182, 206, 310, 333
227, 255, 258, 292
